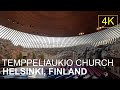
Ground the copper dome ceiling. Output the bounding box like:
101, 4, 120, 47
0, 11, 120, 37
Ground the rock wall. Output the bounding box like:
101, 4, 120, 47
0, 39, 23, 64
0, 37, 120, 63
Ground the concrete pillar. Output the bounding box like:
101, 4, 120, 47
112, 65, 115, 72
22, 52, 27, 56
114, 66, 118, 73
119, 67, 120, 75
117, 67, 120, 74
73, 51, 75, 61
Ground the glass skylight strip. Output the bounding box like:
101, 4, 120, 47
1, 24, 120, 48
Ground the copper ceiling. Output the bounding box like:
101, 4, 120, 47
0, 11, 119, 37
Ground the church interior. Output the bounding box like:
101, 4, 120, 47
0, 11, 120, 79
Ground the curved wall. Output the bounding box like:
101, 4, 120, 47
0, 24, 120, 48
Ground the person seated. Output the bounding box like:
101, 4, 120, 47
103, 72, 109, 79
83, 74, 91, 79
92, 75, 98, 79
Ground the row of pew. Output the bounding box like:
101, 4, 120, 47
45, 65, 120, 79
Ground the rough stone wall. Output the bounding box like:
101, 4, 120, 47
0, 39, 23, 64
0, 37, 120, 63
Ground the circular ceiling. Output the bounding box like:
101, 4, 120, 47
0, 24, 120, 48
0, 11, 120, 37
